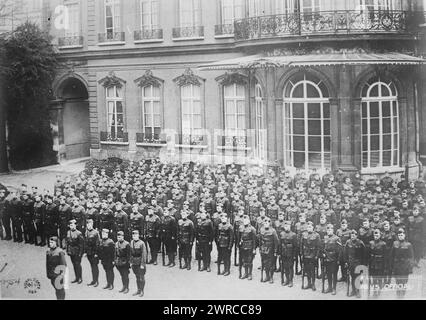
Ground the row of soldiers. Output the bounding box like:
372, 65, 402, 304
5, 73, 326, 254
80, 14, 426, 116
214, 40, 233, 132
1, 160, 425, 298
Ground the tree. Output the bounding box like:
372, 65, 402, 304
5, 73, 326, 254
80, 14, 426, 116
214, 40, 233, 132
3, 21, 59, 170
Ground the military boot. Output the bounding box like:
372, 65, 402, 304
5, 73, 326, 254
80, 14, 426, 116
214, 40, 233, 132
186, 258, 191, 270
269, 271, 274, 284
247, 266, 253, 280
241, 266, 248, 279
223, 261, 230, 276
217, 262, 221, 275
198, 260, 202, 271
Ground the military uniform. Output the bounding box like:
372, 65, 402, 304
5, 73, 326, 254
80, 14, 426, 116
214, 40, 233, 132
177, 218, 195, 269
129, 211, 144, 238
391, 239, 414, 297
322, 234, 342, 294
21, 198, 35, 244
195, 217, 214, 271
66, 228, 84, 283
85, 228, 101, 285
279, 228, 297, 286
301, 229, 321, 290
46, 240, 67, 300
114, 210, 129, 241
99, 234, 115, 289
344, 237, 366, 297
130, 236, 148, 296
58, 203, 72, 247
33, 200, 46, 245
160, 214, 178, 266
44, 202, 59, 242
258, 225, 279, 283
1, 196, 11, 240
407, 215, 425, 264
145, 213, 161, 264
238, 223, 257, 280
71, 205, 86, 233
9, 198, 23, 242
368, 238, 387, 294
216, 220, 234, 275
115, 237, 131, 293
99, 208, 115, 234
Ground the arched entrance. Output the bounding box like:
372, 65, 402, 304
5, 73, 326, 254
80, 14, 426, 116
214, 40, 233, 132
55, 76, 90, 160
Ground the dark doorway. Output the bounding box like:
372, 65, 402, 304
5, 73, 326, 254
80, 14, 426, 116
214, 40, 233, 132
59, 77, 90, 160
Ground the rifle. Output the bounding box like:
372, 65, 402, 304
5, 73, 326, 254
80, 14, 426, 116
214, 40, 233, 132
321, 256, 325, 293
346, 265, 351, 296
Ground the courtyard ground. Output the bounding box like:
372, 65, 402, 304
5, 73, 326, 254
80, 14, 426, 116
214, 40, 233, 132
0, 159, 425, 300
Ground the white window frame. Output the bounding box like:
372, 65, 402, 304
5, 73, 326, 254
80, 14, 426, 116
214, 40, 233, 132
65, 2, 80, 37
301, 0, 321, 13
361, 79, 399, 169
181, 84, 202, 135
248, 0, 265, 17
224, 83, 246, 135
255, 83, 266, 160
179, 0, 201, 28
105, 0, 121, 38
276, 0, 296, 14
221, 0, 244, 25
142, 85, 161, 137
283, 75, 331, 170
106, 86, 125, 138
357, 0, 399, 12
140, 0, 159, 30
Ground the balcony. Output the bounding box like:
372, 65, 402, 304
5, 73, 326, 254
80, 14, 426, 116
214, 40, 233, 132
136, 131, 167, 147
217, 132, 252, 152
175, 133, 208, 149
98, 32, 126, 45
100, 131, 129, 145
134, 28, 163, 43
172, 26, 204, 40
234, 10, 420, 43
58, 35, 84, 49
215, 24, 235, 37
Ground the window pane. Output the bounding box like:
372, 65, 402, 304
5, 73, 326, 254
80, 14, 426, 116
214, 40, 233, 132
383, 134, 392, 149
308, 120, 321, 135
306, 84, 320, 98
108, 101, 115, 113
370, 152, 380, 167
381, 85, 391, 97
143, 86, 152, 98
292, 103, 304, 118
193, 85, 201, 97
369, 84, 379, 97
370, 135, 380, 151
362, 119, 368, 134
236, 84, 245, 96
293, 136, 305, 151
224, 85, 233, 97
181, 85, 191, 97
293, 120, 305, 135
226, 100, 236, 114
308, 153, 322, 168
237, 115, 245, 129
154, 115, 161, 127
383, 118, 391, 134
324, 121, 330, 136
323, 137, 331, 152
383, 151, 391, 166
382, 101, 391, 117
294, 152, 305, 168
393, 117, 398, 132
362, 136, 368, 151
370, 119, 380, 134
393, 101, 398, 115
292, 84, 304, 98
370, 102, 379, 117
144, 114, 152, 126
309, 137, 322, 152
107, 87, 114, 98
153, 86, 160, 97
237, 101, 245, 114
226, 115, 235, 128
193, 115, 202, 128
393, 150, 398, 166
116, 101, 123, 113
323, 103, 330, 118
193, 101, 201, 114
307, 103, 321, 118
143, 102, 151, 115
362, 152, 368, 167
362, 102, 368, 118
393, 134, 398, 148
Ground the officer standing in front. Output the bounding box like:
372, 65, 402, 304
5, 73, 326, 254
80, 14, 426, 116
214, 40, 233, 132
66, 219, 84, 284
130, 230, 147, 297
46, 236, 67, 300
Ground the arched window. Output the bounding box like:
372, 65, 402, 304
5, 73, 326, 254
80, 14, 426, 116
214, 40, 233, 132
255, 83, 266, 160
283, 73, 331, 170
361, 77, 399, 169
142, 85, 161, 140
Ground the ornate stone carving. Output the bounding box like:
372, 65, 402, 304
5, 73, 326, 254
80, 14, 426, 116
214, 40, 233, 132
134, 70, 163, 87
215, 72, 248, 86
173, 68, 204, 87
98, 71, 126, 88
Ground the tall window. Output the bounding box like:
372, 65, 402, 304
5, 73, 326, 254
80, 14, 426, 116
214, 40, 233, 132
179, 0, 201, 28
106, 86, 124, 139
255, 83, 266, 160
361, 78, 399, 169
140, 0, 159, 30
248, 0, 265, 17
224, 83, 246, 135
301, 0, 321, 13
65, 3, 80, 37
105, 0, 120, 38
142, 85, 161, 139
221, 0, 243, 25
181, 84, 202, 135
283, 74, 331, 170
276, 0, 296, 14
358, 0, 401, 12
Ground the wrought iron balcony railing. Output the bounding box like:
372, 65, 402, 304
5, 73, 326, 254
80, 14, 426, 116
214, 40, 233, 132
218, 131, 252, 149
98, 31, 126, 43
100, 131, 129, 143
215, 23, 235, 36
136, 131, 167, 144
234, 10, 419, 41
134, 28, 163, 41
58, 35, 84, 47
176, 133, 207, 146
172, 26, 204, 39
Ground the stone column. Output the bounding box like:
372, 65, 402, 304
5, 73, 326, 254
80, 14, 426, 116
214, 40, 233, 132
399, 97, 409, 167
352, 98, 362, 170
329, 98, 340, 171
265, 68, 277, 165
49, 99, 65, 163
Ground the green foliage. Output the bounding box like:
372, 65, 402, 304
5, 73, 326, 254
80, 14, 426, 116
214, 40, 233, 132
3, 22, 59, 170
